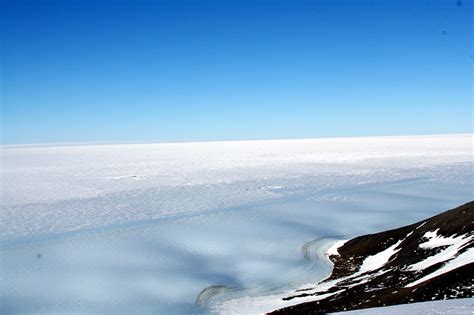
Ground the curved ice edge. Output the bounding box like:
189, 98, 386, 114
196, 285, 237, 306
203, 238, 347, 314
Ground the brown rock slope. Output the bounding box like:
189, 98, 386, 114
271, 201, 474, 314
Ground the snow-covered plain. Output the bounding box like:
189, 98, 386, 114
0, 134, 472, 314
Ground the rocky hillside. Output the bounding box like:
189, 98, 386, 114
270, 201, 474, 314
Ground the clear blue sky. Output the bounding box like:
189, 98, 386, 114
1, 0, 472, 144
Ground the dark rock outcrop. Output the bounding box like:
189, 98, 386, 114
271, 201, 474, 314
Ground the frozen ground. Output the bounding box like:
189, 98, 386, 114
333, 298, 474, 314
0, 134, 472, 314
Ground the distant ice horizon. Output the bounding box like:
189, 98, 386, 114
2, 132, 472, 148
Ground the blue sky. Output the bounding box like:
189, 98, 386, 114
1, 0, 472, 144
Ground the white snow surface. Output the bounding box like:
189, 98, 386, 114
1, 134, 472, 239
327, 240, 348, 257
1, 134, 473, 314
359, 239, 403, 273
332, 298, 474, 314
419, 229, 466, 249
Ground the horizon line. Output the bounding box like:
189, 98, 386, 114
1, 132, 472, 149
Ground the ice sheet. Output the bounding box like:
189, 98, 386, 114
0, 134, 472, 314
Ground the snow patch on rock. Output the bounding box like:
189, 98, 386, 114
408, 233, 472, 273
406, 246, 474, 288
327, 240, 348, 257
